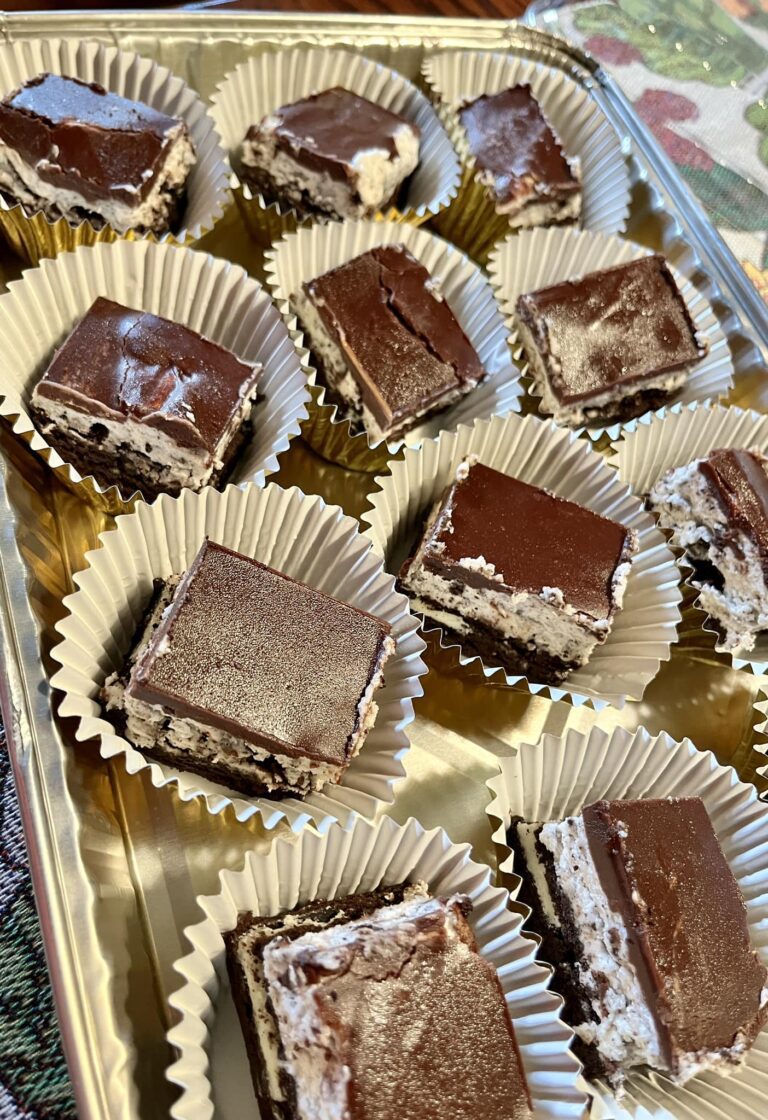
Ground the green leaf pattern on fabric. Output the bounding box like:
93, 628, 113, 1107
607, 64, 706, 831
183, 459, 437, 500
745, 92, 768, 168
574, 1, 768, 85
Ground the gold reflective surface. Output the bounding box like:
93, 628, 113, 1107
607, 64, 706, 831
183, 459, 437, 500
0, 14, 765, 1120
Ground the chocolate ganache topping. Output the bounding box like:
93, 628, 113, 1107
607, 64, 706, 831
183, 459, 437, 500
583, 797, 767, 1069
515, 255, 704, 404
304, 244, 483, 431
129, 541, 391, 765
459, 85, 578, 205
423, 462, 630, 620
0, 73, 183, 205
249, 87, 419, 185
699, 448, 768, 569
35, 297, 260, 453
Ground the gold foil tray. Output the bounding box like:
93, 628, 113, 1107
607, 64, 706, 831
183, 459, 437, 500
0, 12, 766, 1120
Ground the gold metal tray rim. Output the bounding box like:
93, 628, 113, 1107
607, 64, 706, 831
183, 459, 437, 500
0, 12, 766, 1120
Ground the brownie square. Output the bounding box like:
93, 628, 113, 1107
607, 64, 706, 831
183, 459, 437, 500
226, 883, 533, 1120
399, 460, 637, 683
0, 73, 196, 233
239, 86, 420, 220
509, 797, 768, 1088
102, 540, 394, 798
29, 296, 262, 500
459, 85, 581, 228
293, 244, 485, 442
649, 446, 768, 653
515, 254, 706, 428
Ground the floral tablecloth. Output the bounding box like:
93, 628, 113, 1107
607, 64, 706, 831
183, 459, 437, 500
2, 3, 767, 1118
530, 0, 768, 300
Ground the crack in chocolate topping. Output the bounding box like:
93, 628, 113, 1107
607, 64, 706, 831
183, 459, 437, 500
303, 244, 484, 431
248, 86, 419, 186
459, 85, 578, 205
266, 896, 532, 1120
583, 797, 767, 1070
422, 461, 630, 619
128, 540, 392, 766
34, 296, 261, 452
0, 73, 185, 205
699, 448, 768, 569
515, 255, 704, 404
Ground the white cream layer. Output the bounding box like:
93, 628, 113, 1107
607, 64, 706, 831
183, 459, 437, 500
539, 816, 665, 1073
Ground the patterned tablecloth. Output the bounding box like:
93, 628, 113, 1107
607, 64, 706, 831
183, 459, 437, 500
530, 0, 768, 302
1, 3, 767, 1117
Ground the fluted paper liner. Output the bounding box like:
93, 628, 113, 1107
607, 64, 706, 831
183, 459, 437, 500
265, 218, 523, 472
489, 227, 734, 441
615, 403, 768, 673
362, 412, 681, 709
210, 47, 460, 250
0, 40, 229, 265
0, 239, 310, 513
49, 482, 427, 831
422, 49, 631, 263
166, 813, 586, 1120
487, 726, 768, 1119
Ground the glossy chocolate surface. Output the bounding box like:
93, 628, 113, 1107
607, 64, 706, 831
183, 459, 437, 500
0, 73, 182, 205
421, 462, 630, 620
129, 541, 391, 766
34, 297, 260, 452
515, 255, 703, 404
459, 85, 578, 205
266, 896, 532, 1120
584, 797, 767, 1068
700, 448, 768, 568
303, 244, 483, 432
249, 86, 418, 184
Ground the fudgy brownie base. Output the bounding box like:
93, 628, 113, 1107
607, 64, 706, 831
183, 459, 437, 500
225, 884, 411, 1120
505, 819, 615, 1083
402, 586, 579, 684
574, 386, 677, 427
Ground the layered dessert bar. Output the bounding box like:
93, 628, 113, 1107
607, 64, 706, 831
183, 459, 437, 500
515, 255, 706, 428
0, 73, 196, 233
102, 540, 394, 798
293, 244, 485, 442
399, 460, 637, 683
648, 447, 768, 652
507, 797, 768, 1089
226, 882, 533, 1120
239, 87, 420, 220
459, 85, 581, 228
30, 297, 261, 500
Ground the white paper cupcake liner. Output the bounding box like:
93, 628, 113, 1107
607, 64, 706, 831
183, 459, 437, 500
210, 47, 460, 247
486, 725, 768, 1119
422, 49, 631, 261
48, 482, 427, 831
361, 411, 681, 709
488, 227, 735, 441
0, 239, 310, 512
166, 813, 587, 1120
614, 403, 768, 673
0, 39, 230, 264
264, 217, 523, 472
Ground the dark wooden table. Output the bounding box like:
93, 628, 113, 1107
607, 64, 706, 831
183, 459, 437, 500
2, 1, 529, 16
